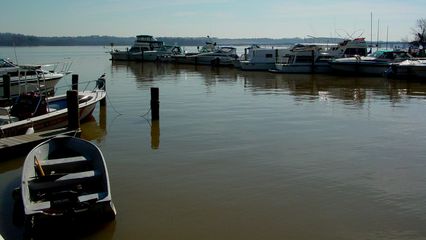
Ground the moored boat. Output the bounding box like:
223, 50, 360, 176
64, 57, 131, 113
271, 38, 368, 73
110, 35, 176, 61
0, 58, 71, 97
20, 136, 116, 232
173, 46, 238, 66
329, 49, 413, 75
0, 85, 106, 138
385, 59, 426, 78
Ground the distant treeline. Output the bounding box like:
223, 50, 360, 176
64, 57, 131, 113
0, 32, 404, 47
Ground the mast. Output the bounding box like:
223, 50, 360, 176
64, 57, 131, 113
370, 12, 373, 53
376, 19, 380, 51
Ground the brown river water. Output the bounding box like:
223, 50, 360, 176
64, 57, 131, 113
1, 46, 426, 239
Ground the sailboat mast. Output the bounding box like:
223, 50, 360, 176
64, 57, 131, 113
370, 12, 373, 53
376, 19, 380, 51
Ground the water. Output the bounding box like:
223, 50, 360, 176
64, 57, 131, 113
1, 46, 426, 239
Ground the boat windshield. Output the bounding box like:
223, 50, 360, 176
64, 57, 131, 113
0, 59, 16, 68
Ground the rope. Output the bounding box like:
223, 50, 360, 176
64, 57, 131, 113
106, 93, 122, 115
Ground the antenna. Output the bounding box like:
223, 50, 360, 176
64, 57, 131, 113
376, 19, 380, 50
13, 42, 19, 65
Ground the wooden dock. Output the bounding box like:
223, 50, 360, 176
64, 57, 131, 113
0, 128, 81, 159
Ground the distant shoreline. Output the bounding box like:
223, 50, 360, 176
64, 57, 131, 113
0, 33, 406, 47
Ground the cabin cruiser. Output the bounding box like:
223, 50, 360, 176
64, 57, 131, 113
110, 35, 167, 61
385, 59, 426, 78
0, 58, 70, 97
237, 45, 286, 71
270, 38, 368, 73
330, 49, 413, 75
173, 40, 238, 66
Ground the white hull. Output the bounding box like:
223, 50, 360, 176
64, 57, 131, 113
330, 62, 390, 75
273, 63, 331, 73
240, 61, 276, 71
0, 90, 106, 138
173, 55, 236, 66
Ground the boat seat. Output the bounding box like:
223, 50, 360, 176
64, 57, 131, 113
29, 170, 101, 194
29, 192, 107, 211
39, 156, 91, 173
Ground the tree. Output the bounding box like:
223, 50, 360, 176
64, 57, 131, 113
411, 18, 426, 56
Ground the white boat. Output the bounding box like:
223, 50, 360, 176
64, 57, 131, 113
270, 38, 368, 73
21, 136, 116, 231
1, 58, 71, 97
173, 46, 238, 66
238, 45, 284, 71
329, 49, 413, 75
0, 87, 106, 138
110, 35, 166, 61
385, 59, 426, 78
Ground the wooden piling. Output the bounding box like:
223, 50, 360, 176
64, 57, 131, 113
72, 74, 79, 91
97, 75, 107, 106
67, 90, 80, 130
150, 87, 159, 120
151, 120, 160, 149
3, 75, 11, 99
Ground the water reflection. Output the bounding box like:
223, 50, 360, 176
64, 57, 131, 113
111, 61, 426, 107
80, 105, 107, 143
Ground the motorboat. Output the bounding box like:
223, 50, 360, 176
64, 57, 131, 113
329, 49, 413, 75
271, 38, 368, 73
110, 35, 165, 61
142, 45, 184, 62
238, 45, 284, 71
20, 135, 116, 231
0, 58, 71, 97
0, 84, 106, 138
173, 46, 238, 66
385, 59, 426, 78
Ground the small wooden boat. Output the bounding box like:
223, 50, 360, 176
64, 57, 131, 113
20, 136, 116, 225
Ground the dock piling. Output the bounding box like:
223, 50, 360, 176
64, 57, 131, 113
72, 74, 79, 91
67, 90, 80, 130
150, 87, 159, 120
2, 75, 11, 99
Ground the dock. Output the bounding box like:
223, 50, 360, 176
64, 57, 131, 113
0, 128, 81, 159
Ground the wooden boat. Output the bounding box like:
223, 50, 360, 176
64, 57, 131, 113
0, 88, 106, 138
20, 136, 116, 224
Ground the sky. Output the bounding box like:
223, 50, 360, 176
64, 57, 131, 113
1, 0, 425, 41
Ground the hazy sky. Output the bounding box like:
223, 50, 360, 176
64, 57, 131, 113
2, 0, 424, 41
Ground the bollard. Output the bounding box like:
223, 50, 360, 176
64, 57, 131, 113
2, 75, 11, 99
150, 87, 159, 120
67, 90, 80, 130
72, 74, 79, 91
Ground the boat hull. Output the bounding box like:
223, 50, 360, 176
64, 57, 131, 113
20, 136, 115, 234
0, 90, 106, 138
272, 63, 331, 73
0, 74, 63, 97
240, 61, 276, 71
330, 62, 391, 75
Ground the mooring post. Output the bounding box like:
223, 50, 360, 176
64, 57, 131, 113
150, 87, 159, 120
72, 74, 79, 91
2, 75, 11, 99
67, 90, 80, 130
97, 74, 107, 106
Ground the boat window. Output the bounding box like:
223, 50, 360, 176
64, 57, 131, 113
265, 54, 273, 58
344, 48, 367, 56
0, 59, 15, 68
295, 56, 314, 63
